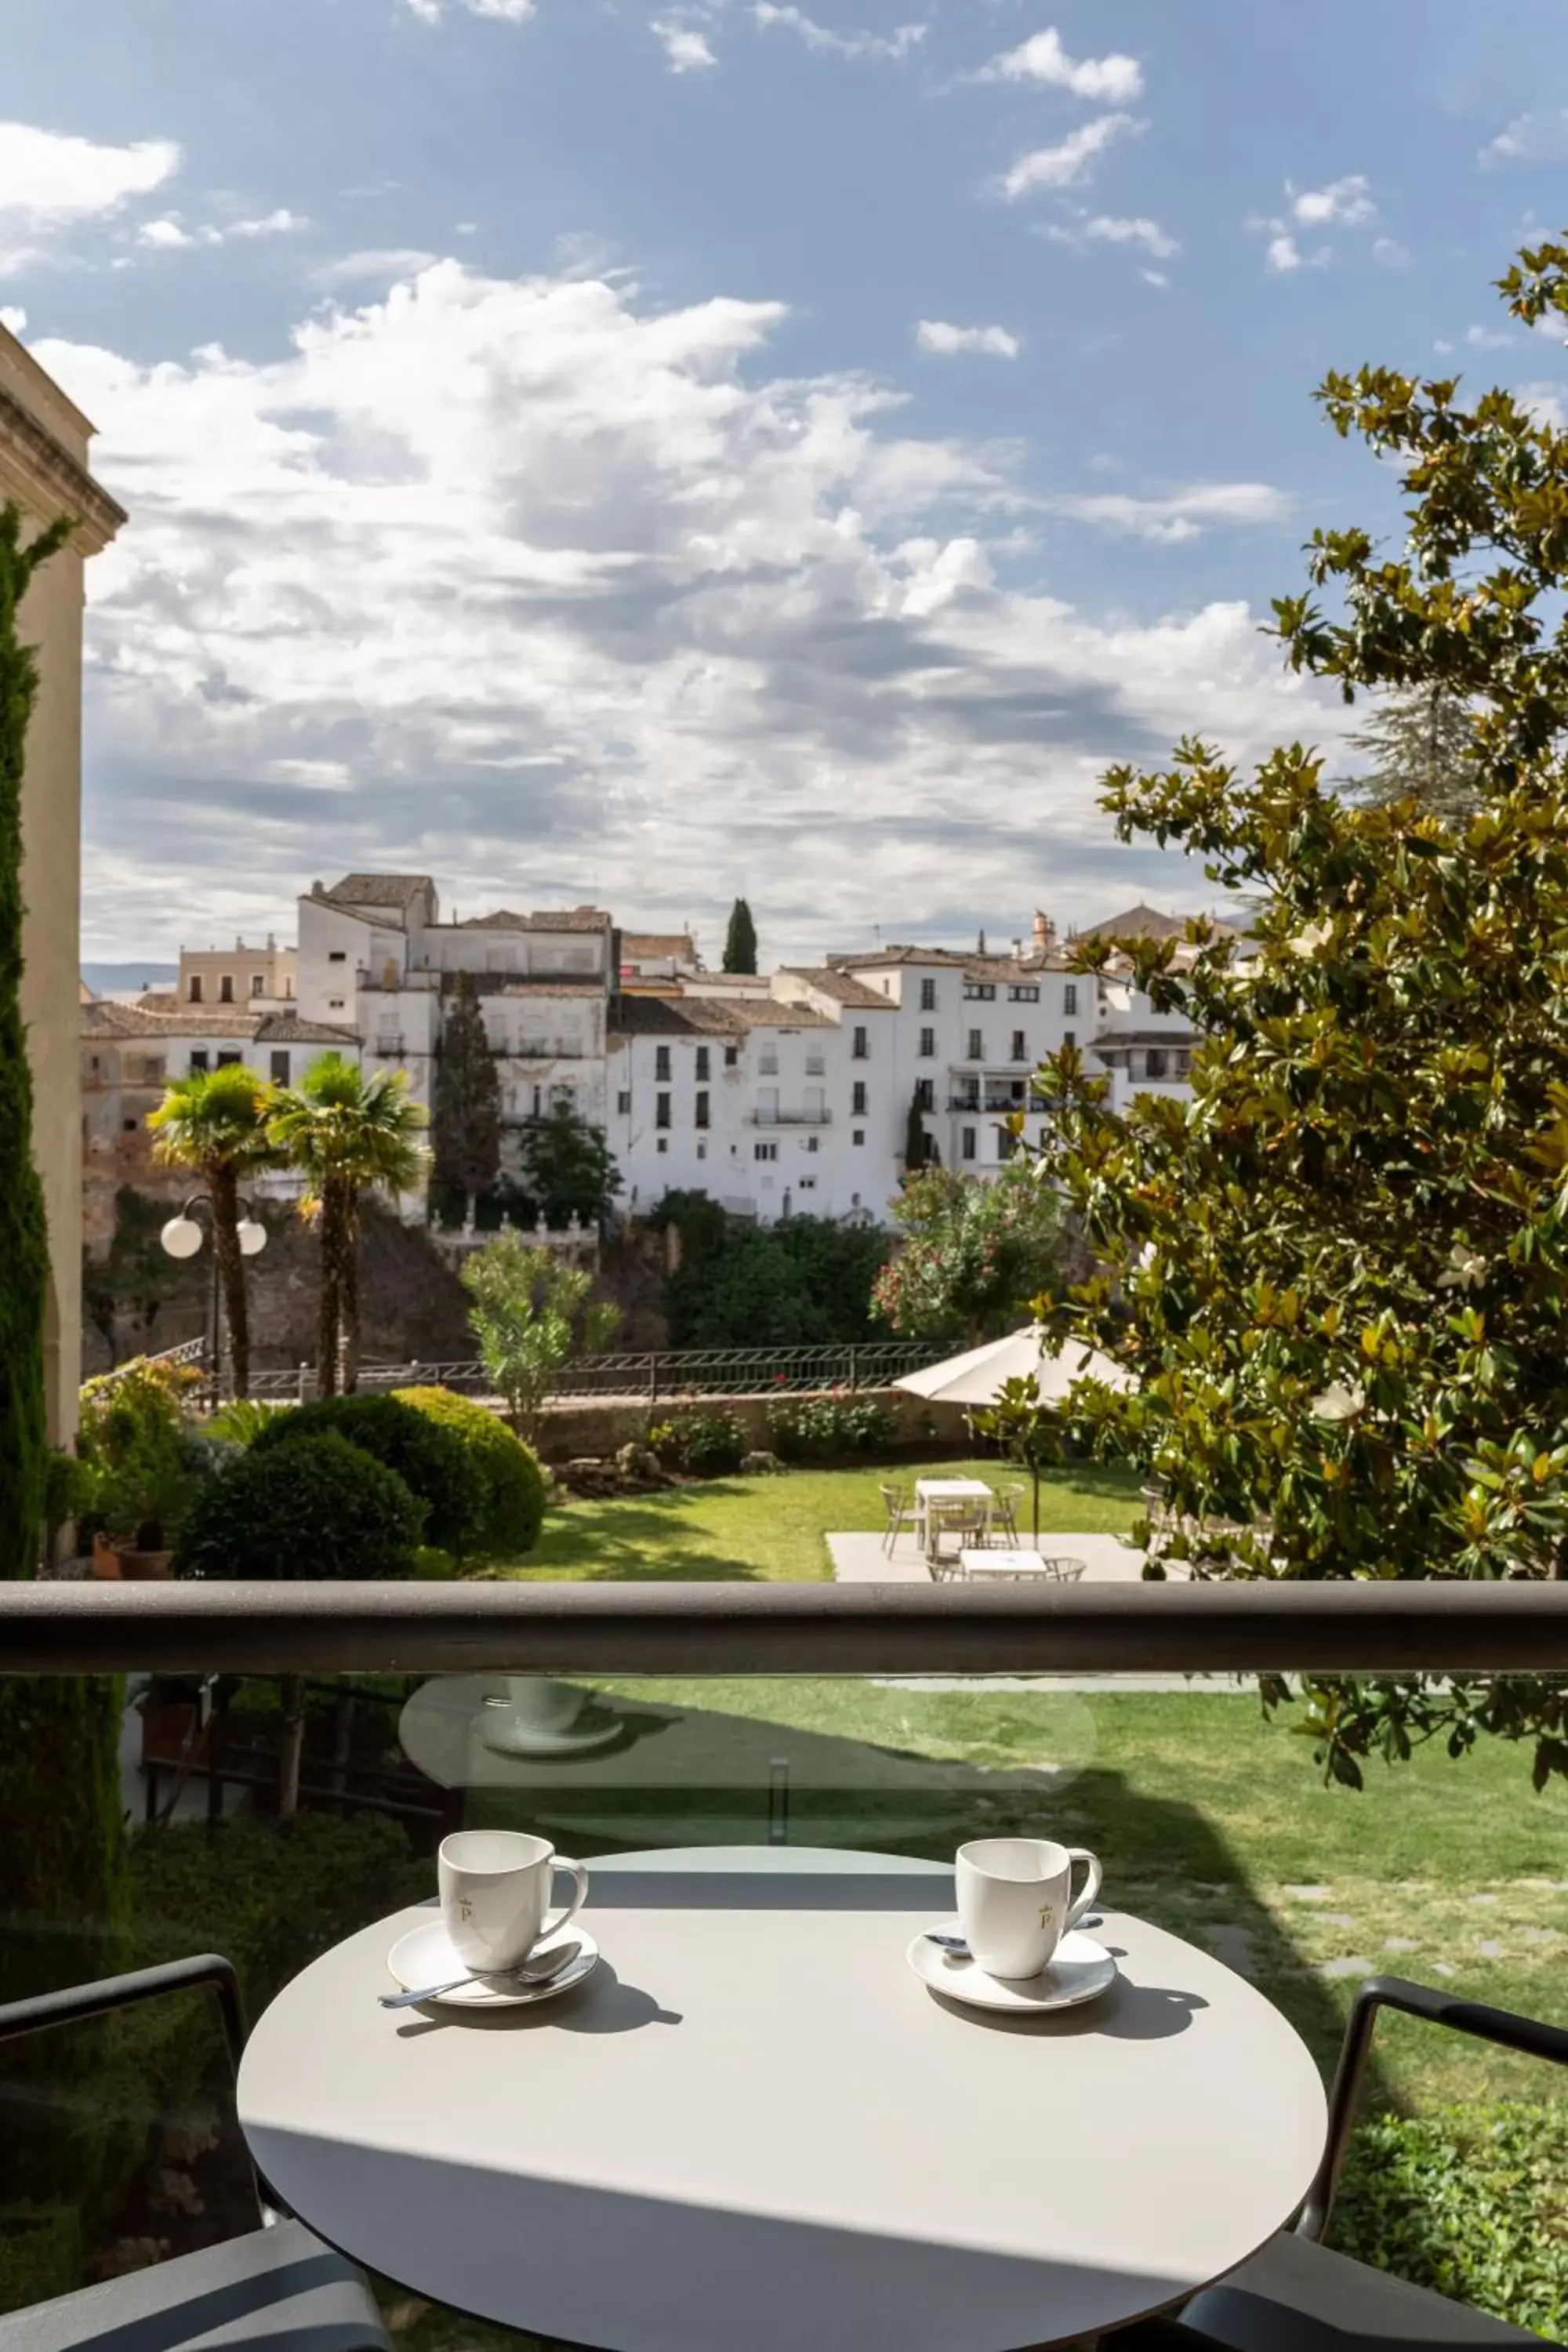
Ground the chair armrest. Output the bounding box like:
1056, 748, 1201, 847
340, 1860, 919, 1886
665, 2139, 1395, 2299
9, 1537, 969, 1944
1298, 1972, 1568, 2242
0, 1954, 248, 2084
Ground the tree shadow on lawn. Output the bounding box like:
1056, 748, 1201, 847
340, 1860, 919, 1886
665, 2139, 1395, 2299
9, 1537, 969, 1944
459, 1683, 1349, 2079
517, 1494, 767, 1581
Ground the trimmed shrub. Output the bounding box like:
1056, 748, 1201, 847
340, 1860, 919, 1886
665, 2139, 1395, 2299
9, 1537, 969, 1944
766, 1390, 898, 1462
176, 1432, 423, 1579
393, 1386, 546, 1557
254, 1393, 476, 1555
647, 1408, 748, 1477
1332, 2102, 1568, 2338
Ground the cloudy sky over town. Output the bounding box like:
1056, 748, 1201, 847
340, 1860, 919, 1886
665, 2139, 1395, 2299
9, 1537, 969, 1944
6, 0, 1568, 960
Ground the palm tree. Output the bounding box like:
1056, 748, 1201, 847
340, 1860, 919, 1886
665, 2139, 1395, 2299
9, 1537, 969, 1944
268, 1054, 429, 1393
148, 1063, 279, 1399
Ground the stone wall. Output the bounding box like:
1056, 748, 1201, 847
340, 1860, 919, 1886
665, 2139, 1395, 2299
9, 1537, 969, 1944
528, 1387, 966, 1464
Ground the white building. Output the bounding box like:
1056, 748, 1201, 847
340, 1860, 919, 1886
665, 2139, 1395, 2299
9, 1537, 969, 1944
296, 875, 612, 1184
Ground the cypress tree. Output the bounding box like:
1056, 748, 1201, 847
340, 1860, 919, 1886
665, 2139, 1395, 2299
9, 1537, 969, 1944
0, 501, 69, 1578
722, 896, 758, 975
432, 971, 502, 1225
903, 1084, 931, 1175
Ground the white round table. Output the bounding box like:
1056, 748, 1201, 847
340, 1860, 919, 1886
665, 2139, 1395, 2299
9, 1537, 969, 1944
238, 1846, 1327, 2352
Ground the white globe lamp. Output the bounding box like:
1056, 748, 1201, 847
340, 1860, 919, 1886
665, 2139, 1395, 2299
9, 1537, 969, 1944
160, 1214, 203, 1261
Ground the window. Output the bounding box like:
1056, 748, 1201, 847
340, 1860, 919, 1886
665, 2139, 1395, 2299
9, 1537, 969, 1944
187, 975, 202, 1004
967, 1028, 983, 1062
1064, 982, 1078, 1017
695, 1091, 710, 1129
285, 978, 295, 999
1146, 1048, 1169, 1080
852, 1026, 869, 1059
919, 977, 937, 1011
806, 1134, 818, 1154
724, 1044, 739, 1067
655, 1091, 671, 1128
270, 1050, 290, 1083
1008, 983, 1039, 1004
852, 1128, 864, 1145
918, 1026, 935, 1058
1011, 1029, 1026, 1062
657, 1137, 668, 1155
1064, 1029, 1076, 1051
998, 1129, 1018, 1160
1177, 1051, 1192, 1077
617, 1089, 631, 1115
695, 1046, 710, 1081
216, 1051, 241, 1068
964, 981, 996, 1001
799, 1176, 816, 1190
961, 1126, 977, 1162
328, 997, 345, 1012
219, 975, 234, 1004
122, 1116, 138, 1132
189, 1050, 209, 1073
806, 1051, 826, 1075
251, 975, 264, 998
760, 1051, 779, 1075
328, 950, 346, 964
697, 1142, 706, 1161
655, 1044, 671, 1081
754, 1141, 779, 1162
851, 1080, 866, 1116
916, 1077, 935, 1112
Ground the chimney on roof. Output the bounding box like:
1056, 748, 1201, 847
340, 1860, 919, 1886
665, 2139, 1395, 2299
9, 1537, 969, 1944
311, 880, 324, 898
1033, 908, 1054, 949
977, 928, 987, 955
1011, 937, 1023, 961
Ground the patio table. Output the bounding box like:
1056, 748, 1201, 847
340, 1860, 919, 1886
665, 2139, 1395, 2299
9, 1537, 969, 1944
915, 1477, 996, 1558
958, 1549, 1086, 1583
237, 1845, 1326, 2352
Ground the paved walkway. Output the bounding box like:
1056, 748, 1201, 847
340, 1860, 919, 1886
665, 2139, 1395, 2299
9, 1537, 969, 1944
826, 1530, 1153, 1584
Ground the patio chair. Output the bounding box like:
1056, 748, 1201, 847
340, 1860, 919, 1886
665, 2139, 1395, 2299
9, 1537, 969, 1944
0, 1955, 392, 2352
877, 1481, 919, 1557
1122, 1974, 1568, 2350
924, 1501, 991, 1570
993, 1483, 1026, 1542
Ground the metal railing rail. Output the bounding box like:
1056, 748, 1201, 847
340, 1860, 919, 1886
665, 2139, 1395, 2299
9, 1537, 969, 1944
249, 1341, 952, 1403
3, 1579, 1566, 1677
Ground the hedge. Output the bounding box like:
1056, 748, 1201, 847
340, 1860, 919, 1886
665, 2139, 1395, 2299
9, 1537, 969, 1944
252, 1393, 476, 1555
176, 1432, 423, 1579
393, 1387, 546, 1557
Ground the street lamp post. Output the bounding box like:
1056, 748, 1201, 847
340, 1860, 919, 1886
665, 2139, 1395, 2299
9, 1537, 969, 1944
159, 1194, 267, 1399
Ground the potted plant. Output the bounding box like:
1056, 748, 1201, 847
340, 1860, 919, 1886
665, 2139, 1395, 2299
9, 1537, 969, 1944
77, 1358, 198, 1579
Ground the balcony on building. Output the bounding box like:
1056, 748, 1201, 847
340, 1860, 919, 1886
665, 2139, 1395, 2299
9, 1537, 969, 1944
747, 1105, 833, 1126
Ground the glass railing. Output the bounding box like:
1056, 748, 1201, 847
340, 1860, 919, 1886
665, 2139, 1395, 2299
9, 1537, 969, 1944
2, 1599, 1566, 2348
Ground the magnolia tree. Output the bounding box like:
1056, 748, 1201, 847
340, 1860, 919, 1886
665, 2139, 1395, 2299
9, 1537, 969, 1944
1017, 235, 1568, 1790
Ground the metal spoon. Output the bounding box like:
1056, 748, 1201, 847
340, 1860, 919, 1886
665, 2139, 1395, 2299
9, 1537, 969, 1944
924, 1932, 971, 1957
379, 1940, 584, 2009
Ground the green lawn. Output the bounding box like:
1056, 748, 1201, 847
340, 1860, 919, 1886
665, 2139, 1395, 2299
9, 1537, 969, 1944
509, 1456, 1140, 1581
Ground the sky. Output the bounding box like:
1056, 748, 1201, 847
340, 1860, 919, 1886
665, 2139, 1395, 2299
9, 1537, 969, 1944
5, 0, 1568, 964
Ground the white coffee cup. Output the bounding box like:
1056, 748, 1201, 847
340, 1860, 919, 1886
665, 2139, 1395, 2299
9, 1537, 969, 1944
955, 1836, 1103, 1980
437, 1830, 589, 1976
503, 1677, 583, 1736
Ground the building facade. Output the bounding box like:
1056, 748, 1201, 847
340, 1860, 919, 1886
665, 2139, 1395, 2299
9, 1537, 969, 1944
2, 322, 125, 1439
178, 934, 297, 1013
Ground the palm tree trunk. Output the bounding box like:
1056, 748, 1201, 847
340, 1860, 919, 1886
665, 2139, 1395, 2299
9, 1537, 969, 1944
342, 1194, 361, 1394
318, 1182, 343, 1399
209, 1163, 250, 1399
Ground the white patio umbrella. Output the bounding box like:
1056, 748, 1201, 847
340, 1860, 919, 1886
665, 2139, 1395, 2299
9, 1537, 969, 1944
896, 1327, 1130, 1540
895, 1325, 1127, 1407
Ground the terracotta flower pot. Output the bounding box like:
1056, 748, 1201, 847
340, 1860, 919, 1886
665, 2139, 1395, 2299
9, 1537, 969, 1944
90, 1534, 173, 1580
90, 1531, 122, 1580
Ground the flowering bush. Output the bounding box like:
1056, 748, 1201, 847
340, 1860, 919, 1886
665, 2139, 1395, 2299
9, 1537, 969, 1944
646, 1408, 749, 1477
873, 1164, 1063, 1343
765, 1390, 898, 1462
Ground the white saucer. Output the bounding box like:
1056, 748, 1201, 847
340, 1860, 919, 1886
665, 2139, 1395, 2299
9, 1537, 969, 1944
907, 1921, 1118, 2014
477, 1710, 624, 1759
387, 1918, 601, 2009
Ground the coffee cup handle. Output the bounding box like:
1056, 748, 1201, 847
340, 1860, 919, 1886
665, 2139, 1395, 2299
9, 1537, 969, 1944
543, 1856, 589, 1940
1064, 1848, 1102, 1929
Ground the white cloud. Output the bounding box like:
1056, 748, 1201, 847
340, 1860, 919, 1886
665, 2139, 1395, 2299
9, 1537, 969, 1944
137, 207, 306, 253
0, 120, 180, 271
1047, 212, 1178, 260
752, 4, 924, 61
1141, 268, 1168, 289
1372, 235, 1410, 269
1000, 113, 1141, 201
403, 0, 536, 18
977, 26, 1141, 103
652, 17, 717, 70
40, 256, 1338, 957
1517, 381, 1568, 430
1480, 109, 1568, 166
1290, 174, 1374, 227
1265, 231, 1301, 274
0, 304, 24, 333
314, 248, 443, 285
1053, 482, 1292, 543
1464, 323, 1515, 350
916, 318, 1020, 358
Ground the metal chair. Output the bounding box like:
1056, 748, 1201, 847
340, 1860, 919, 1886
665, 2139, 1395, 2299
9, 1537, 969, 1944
924, 1501, 991, 1573
993, 1484, 1026, 1542
877, 1482, 919, 1557
0, 1956, 392, 2352
1123, 1975, 1568, 2350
